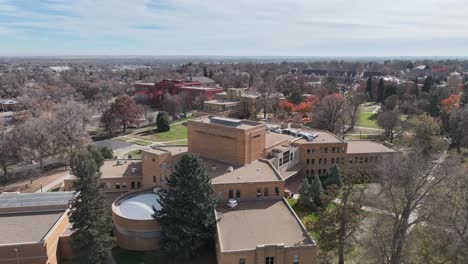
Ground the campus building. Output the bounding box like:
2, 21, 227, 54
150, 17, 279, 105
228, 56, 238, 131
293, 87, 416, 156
134, 78, 223, 106
0, 192, 75, 264
202, 88, 260, 118
64, 116, 401, 264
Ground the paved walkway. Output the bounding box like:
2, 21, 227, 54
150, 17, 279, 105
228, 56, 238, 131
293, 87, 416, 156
35, 174, 68, 192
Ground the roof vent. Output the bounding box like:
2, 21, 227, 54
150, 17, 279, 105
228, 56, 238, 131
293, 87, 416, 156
211, 164, 217, 171
116, 160, 123, 165
226, 166, 234, 173
131, 167, 137, 174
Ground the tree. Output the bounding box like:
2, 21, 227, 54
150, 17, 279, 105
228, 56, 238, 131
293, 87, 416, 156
110, 95, 143, 132
377, 78, 385, 103
17, 116, 55, 171
323, 165, 343, 189
314, 93, 346, 134
422, 76, 433, 93
99, 147, 114, 159
162, 93, 182, 119
448, 106, 468, 152
344, 91, 366, 133
377, 110, 403, 143
156, 112, 171, 132
298, 177, 316, 211
314, 171, 366, 264
408, 114, 443, 157
427, 95, 441, 117
68, 148, 112, 264
54, 102, 91, 161
366, 78, 373, 100
0, 124, 21, 181
374, 149, 452, 264
203, 66, 208, 77
100, 108, 120, 135
153, 153, 217, 259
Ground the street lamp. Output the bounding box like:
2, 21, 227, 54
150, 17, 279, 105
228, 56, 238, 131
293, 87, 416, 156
13, 248, 20, 264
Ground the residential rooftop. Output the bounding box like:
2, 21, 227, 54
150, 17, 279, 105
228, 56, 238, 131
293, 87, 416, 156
203, 99, 241, 105
211, 160, 282, 185
215, 199, 314, 251
190, 116, 265, 130
346, 140, 399, 154
0, 211, 64, 244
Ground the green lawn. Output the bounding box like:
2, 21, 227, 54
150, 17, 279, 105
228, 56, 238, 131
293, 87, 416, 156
112, 245, 216, 264
133, 124, 187, 142
357, 112, 379, 128
287, 198, 319, 230
129, 139, 153, 146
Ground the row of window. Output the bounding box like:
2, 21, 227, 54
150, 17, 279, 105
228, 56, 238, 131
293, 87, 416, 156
226, 187, 280, 199
106, 181, 142, 190
239, 255, 299, 264
279, 151, 294, 167
306, 157, 345, 165
348, 156, 382, 164
306, 146, 345, 155
305, 169, 327, 176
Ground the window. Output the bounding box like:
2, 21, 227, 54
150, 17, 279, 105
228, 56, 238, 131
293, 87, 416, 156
290, 152, 294, 161
279, 158, 283, 166
305, 169, 309, 175
115, 183, 120, 190
106, 183, 111, 189
318, 169, 322, 175
306, 159, 310, 165
264, 188, 269, 196
311, 169, 314, 175
332, 147, 335, 153
331, 158, 335, 164
293, 255, 299, 264
307, 149, 310, 154
122, 182, 127, 189
131, 182, 135, 189
324, 158, 327, 165
265, 256, 274, 264
320, 147, 323, 153
257, 188, 262, 197
275, 187, 280, 196
319, 158, 322, 165
240, 258, 246, 264
152, 158, 156, 162
312, 159, 315, 164
359, 157, 363, 163
311, 148, 315, 153
341, 158, 345, 164
365, 157, 369, 163
324, 169, 327, 174
229, 190, 234, 199
283, 151, 290, 165
324, 147, 328, 153
236, 190, 241, 199
137, 181, 141, 188
153, 176, 156, 183
337, 147, 341, 153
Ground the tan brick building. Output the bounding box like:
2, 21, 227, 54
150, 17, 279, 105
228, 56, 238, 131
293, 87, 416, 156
0, 192, 75, 264
201, 88, 259, 118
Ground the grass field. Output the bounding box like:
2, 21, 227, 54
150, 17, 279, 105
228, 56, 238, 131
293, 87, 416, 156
357, 112, 379, 128
126, 149, 142, 159
129, 139, 153, 146
132, 124, 187, 142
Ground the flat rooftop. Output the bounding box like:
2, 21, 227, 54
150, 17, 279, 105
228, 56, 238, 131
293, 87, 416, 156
346, 140, 399, 154
0, 192, 75, 211
216, 199, 313, 251
0, 211, 64, 244
265, 132, 298, 148
190, 116, 264, 130
293, 129, 345, 144
204, 99, 241, 105
100, 160, 142, 178
211, 160, 282, 185
180, 86, 221, 91
113, 191, 161, 220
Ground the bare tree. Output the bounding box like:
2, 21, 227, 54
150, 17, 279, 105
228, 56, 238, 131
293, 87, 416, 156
162, 93, 182, 119
344, 91, 366, 133
376, 147, 451, 264
377, 110, 404, 143
0, 124, 21, 181
313, 93, 346, 134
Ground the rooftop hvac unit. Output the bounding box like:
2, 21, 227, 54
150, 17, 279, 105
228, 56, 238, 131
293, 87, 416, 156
226, 166, 234, 173
131, 167, 137, 174
227, 199, 238, 208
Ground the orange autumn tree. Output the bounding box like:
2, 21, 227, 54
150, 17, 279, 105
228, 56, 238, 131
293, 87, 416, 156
440, 94, 460, 114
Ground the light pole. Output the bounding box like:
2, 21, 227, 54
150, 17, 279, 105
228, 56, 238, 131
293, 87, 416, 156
13, 248, 20, 264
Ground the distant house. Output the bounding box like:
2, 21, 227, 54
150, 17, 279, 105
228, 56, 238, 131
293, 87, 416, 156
187, 76, 218, 87
363, 71, 384, 79
0, 99, 18, 112
302, 69, 328, 76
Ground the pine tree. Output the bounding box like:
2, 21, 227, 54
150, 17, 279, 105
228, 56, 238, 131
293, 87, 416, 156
154, 153, 217, 258
377, 78, 385, 103
156, 111, 171, 132
68, 149, 112, 264
203, 66, 208, 77
324, 165, 344, 189
365, 78, 373, 100
428, 95, 441, 117
422, 76, 433, 93
298, 177, 316, 210
310, 174, 325, 208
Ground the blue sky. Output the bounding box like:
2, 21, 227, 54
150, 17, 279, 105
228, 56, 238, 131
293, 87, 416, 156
0, 0, 467, 56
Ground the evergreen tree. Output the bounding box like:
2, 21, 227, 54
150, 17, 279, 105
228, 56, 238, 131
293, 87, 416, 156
68, 149, 112, 264
427, 95, 441, 117
310, 174, 325, 208
462, 84, 468, 107
365, 78, 373, 100
376, 78, 385, 103
422, 76, 433, 93
154, 153, 217, 258
156, 111, 171, 132
203, 66, 208, 77
99, 146, 114, 159
324, 165, 344, 189
298, 177, 316, 210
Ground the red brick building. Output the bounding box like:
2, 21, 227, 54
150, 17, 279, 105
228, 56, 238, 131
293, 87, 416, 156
135, 79, 223, 106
